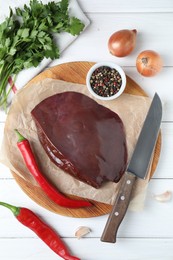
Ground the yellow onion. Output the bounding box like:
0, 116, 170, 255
136, 50, 163, 77
108, 29, 137, 57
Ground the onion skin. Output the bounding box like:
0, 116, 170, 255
136, 50, 163, 77
108, 29, 137, 57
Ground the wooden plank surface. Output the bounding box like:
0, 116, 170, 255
0, 238, 173, 260
0, 178, 172, 238
0, 1, 173, 259
78, 0, 173, 13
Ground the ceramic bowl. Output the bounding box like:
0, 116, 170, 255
86, 62, 126, 101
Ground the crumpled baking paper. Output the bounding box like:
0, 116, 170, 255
0, 78, 153, 211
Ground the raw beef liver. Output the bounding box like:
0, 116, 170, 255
31, 92, 127, 188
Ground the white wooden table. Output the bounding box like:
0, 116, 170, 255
0, 1, 173, 259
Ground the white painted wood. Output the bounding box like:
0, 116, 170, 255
78, 0, 173, 13
154, 123, 173, 178
50, 13, 173, 67
0, 112, 7, 122
0, 0, 173, 259
0, 179, 172, 238
0, 238, 172, 260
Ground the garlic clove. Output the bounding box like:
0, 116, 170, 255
153, 190, 172, 202
75, 226, 91, 239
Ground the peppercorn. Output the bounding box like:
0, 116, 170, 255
90, 66, 122, 97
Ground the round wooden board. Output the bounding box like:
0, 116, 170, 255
11, 61, 161, 218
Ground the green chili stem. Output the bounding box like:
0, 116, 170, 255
0, 201, 20, 216
14, 129, 26, 142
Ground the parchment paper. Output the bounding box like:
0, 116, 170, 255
0, 78, 152, 211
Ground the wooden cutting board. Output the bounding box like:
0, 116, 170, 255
11, 61, 161, 218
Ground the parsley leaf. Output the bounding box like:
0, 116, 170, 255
0, 0, 85, 110
68, 17, 85, 36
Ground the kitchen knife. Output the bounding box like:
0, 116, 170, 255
101, 93, 162, 243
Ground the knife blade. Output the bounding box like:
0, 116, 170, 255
101, 93, 162, 243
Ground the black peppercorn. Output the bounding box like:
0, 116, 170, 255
90, 66, 122, 97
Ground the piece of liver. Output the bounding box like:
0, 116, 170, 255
31, 92, 127, 188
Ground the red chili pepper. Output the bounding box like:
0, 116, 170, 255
15, 129, 92, 208
0, 202, 80, 260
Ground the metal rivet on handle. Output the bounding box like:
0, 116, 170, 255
127, 180, 131, 184
115, 212, 119, 216
121, 196, 125, 200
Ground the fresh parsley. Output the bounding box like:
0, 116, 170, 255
0, 0, 85, 110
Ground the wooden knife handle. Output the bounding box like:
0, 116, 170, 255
100, 172, 136, 243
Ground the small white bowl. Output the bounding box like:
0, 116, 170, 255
86, 62, 126, 101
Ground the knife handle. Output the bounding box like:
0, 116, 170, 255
101, 172, 136, 243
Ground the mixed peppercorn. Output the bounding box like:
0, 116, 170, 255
90, 66, 122, 97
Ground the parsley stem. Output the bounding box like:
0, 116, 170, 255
0, 0, 85, 111
0, 64, 14, 107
